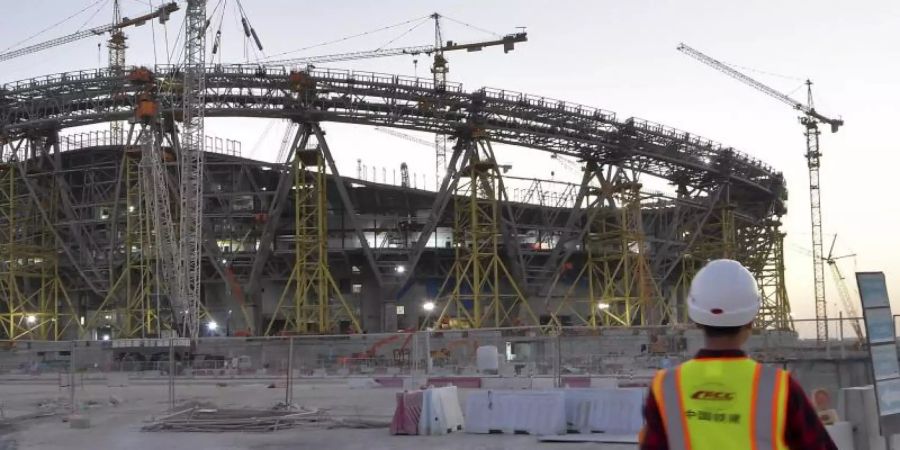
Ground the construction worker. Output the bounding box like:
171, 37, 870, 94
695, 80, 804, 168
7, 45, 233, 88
640, 259, 837, 450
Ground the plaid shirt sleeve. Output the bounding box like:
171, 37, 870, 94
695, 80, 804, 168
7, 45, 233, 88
639, 388, 667, 450
639, 373, 838, 450
784, 374, 838, 450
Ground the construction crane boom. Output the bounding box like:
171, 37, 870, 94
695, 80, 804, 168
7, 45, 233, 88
265, 32, 527, 67
0, 2, 178, 63
676, 43, 843, 133
374, 127, 435, 148
824, 235, 862, 342
677, 42, 844, 341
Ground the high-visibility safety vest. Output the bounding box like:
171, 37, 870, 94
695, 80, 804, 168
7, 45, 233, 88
651, 357, 790, 450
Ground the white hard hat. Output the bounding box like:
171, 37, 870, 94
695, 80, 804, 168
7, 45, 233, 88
687, 259, 760, 327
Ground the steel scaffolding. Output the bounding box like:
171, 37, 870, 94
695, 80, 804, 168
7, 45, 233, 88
755, 225, 791, 330
546, 162, 664, 327
0, 146, 77, 340
122, 148, 157, 336
432, 138, 539, 328
0, 65, 792, 336
266, 135, 362, 335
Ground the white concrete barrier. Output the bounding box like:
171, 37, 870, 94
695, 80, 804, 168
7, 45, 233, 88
465, 390, 567, 435
563, 388, 644, 434
481, 377, 532, 390
826, 421, 855, 450
419, 385, 464, 435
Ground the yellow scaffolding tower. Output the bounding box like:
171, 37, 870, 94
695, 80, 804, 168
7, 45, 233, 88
550, 176, 664, 327
266, 144, 361, 334
122, 148, 157, 336
0, 160, 77, 340
755, 224, 792, 330
80, 148, 159, 338
674, 184, 738, 322
432, 138, 538, 329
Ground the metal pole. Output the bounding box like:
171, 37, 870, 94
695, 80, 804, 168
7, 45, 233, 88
839, 311, 845, 360
286, 336, 294, 406
69, 341, 76, 413
168, 338, 175, 410
425, 330, 432, 374
555, 331, 562, 388
412, 331, 419, 378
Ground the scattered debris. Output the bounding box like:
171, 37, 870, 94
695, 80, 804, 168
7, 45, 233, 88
141, 406, 321, 432
142, 401, 388, 433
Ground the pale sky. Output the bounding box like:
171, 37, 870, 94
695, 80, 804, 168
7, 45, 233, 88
2, 0, 898, 333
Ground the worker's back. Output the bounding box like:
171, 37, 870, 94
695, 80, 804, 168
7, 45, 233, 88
639, 260, 836, 450
651, 356, 789, 450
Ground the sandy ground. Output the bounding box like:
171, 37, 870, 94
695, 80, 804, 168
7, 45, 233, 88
0, 378, 637, 450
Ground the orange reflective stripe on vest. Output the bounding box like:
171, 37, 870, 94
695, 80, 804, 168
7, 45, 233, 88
654, 358, 789, 450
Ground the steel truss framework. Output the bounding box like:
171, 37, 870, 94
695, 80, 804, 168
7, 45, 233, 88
544, 162, 665, 327
0, 64, 791, 338
265, 125, 362, 335
430, 137, 538, 328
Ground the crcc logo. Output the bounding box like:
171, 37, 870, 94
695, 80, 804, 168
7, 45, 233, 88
691, 390, 735, 401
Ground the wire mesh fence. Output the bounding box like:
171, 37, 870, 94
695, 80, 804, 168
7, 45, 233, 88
0, 315, 885, 418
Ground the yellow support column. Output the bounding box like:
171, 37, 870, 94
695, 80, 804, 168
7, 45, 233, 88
549, 166, 663, 327
266, 141, 361, 335
122, 148, 156, 336
0, 158, 77, 340
755, 223, 792, 330
432, 138, 538, 329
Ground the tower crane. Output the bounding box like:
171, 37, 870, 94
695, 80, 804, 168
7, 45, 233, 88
178, 0, 207, 339
0, 2, 178, 63
824, 236, 862, 343
677, 43, 844, 342
373, 127, 436, 148
265, 30, 526, 67
269, 19, 527, 190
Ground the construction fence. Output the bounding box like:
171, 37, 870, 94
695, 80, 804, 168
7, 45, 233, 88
0, 316, 879, 416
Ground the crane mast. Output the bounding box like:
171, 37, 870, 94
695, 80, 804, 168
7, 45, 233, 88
179, 0, 207, 339
109, 1, 126, 145
677, 43, 843, 341
803, 81, 828, 342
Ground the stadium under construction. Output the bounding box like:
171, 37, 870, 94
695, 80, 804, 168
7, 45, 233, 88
0, 64, 792, 341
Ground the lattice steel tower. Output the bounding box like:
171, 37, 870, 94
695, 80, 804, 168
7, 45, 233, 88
179, 0, 207, 339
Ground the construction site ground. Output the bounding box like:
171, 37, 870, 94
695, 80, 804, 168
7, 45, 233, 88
0, 377, 636, 450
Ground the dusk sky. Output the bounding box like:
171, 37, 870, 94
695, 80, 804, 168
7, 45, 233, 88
2, 0, 897, 334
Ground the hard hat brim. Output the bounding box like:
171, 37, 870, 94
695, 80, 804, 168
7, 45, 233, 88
688, 300, 759, 327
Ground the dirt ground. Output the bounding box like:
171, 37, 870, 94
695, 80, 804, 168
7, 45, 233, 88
0, 378, 637, 450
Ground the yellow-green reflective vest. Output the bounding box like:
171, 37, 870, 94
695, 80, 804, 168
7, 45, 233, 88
652, 357, 789, 450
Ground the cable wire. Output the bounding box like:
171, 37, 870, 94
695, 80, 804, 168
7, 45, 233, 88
720, 60, 805, 82
149, 0, 159, 66
263, 14, 432, 60
1, 0, 108, 53
439, 14, 503, 38
374, 18, 430, 51
74, 0, 112, 33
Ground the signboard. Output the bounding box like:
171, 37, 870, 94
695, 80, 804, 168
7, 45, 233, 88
857, 272, 900, 434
